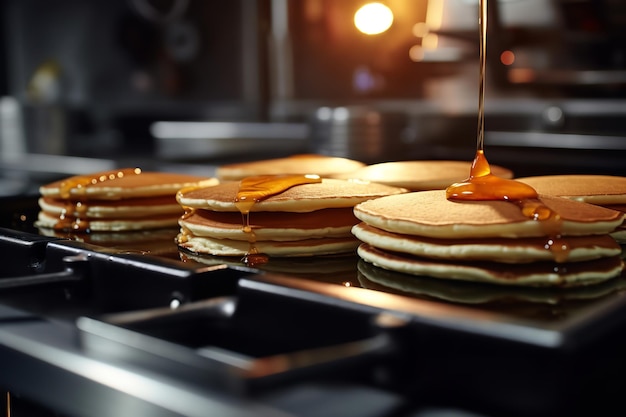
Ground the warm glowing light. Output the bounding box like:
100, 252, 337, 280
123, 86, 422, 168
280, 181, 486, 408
425, 0, 444, 31
409, 45, 424, 62
500, 50, 515, 66
412, 22, 429, 38
354, 3, 394, 35
422, 33, 438, 49
508, 68, 537, 83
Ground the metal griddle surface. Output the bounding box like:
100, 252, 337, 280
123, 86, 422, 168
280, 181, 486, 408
3, 195, 626, 351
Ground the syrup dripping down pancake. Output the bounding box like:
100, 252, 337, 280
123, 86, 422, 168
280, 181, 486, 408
517, 174, 626, 243
40, 169, 216, 200
358, 243, 624, 288
36, 169, 217, 233
353, 190, 624, 239
176, 177, 407, 258
352, 190, 624, 287
181, 207, 357, 241
352, 222, 622, 264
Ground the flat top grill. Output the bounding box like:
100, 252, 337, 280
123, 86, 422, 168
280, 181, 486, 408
1, 195, 626, 417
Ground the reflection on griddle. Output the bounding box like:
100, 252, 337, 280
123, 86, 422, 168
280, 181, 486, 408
37, 226, 181, 259
357, 259, 626, 322
180, 249, 359, 286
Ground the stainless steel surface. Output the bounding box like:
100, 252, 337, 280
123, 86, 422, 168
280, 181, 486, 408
309, 106, 409, 162
151, 121, 309, 160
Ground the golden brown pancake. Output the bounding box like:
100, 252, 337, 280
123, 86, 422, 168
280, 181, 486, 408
353, 190, 624, 239
352, 222, 622, 264
181, 208, 357, 241
178, 178, 406, 212
517, 174, 626, 243
176, 177, 408, 258
36, 211, 181, 232
40, 168, 216, 200
357, 243, 624, 287
352, 189, 625, 287
215, 154, 366, 181
179, 235, 360, 257
331, 160, 513, 191
333, 160, 513, 191
36, 168, 216, 233
38, 196, 181, 219
517, 175, 626, 205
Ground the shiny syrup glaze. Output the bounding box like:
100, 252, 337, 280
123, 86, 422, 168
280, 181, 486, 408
52, 168, 143, 232
234, 174, 322, 266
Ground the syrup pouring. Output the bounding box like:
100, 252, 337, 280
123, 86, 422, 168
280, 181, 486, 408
446, 0, 567, 261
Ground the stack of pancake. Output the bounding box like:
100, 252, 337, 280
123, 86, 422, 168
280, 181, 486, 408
176, 177, 407, 258
517, 175, 626, 244
37, 168, 216, 233
331, 160, 513, 191
352, 190, 624, 287
216, 154, 366, 181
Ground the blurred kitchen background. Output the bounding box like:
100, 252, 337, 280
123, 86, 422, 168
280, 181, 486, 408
1, 0, 626, 195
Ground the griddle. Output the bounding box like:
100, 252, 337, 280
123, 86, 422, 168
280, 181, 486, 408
1, 195, 626, 417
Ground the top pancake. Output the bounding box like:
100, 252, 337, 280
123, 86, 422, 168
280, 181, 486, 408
178, 178, 408, 212
331, 160, 513, 190
517, 175, 626, 205
40, 168, 217, 200
353, 189, 624, 239
215, 154, 366, 181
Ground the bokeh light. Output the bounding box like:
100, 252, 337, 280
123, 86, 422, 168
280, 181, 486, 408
354, 3, 394, 35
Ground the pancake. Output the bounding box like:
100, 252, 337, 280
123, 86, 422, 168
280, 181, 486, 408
517, 174, 626, 243
357, 243, 624, 287
36, 210, 180, 232
38, 195, 182, 219
516, 175, 626, 205
40, 168, 216, 200
181, 207, 357, 241
178, 178, 406, 212
179, 234, 360, 257
36, 168, 217, 233
352, 222, 622, 264
331, 160, 513, 190
215, 154, 366, 181
176, 176, 407, 258
352, 189, 625, 287
353, 190, 624, 239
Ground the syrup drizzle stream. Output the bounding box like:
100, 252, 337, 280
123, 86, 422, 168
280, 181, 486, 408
234, 174, 322, 266
445, 0, 568, 263
53, 168, 143, 232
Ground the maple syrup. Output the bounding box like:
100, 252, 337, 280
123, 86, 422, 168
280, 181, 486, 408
234, 174, 322, 266
50, 168, 143, 232
445, 0, 567, 261
58, 168, 142, 199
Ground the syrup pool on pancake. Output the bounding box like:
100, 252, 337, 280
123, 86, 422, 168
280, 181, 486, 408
234, 174, 322, 266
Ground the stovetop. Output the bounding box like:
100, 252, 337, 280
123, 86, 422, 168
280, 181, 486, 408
2, 195, 626, 417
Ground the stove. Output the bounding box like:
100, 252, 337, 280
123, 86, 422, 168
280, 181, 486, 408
1, 195, 626, 417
